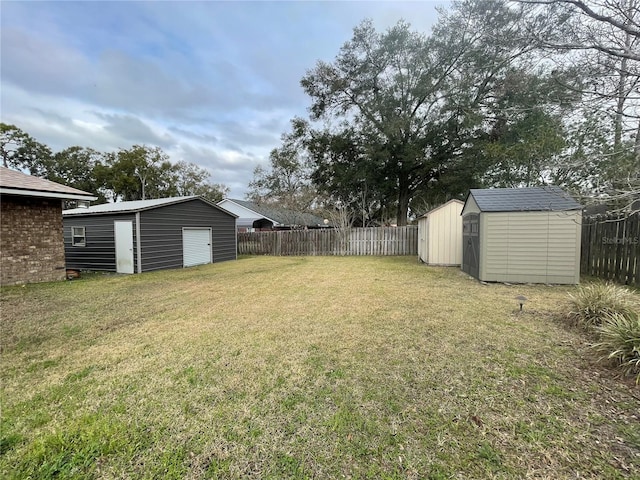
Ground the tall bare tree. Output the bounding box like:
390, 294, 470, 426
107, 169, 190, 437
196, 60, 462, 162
516, 0, 640, 210
247, 118, 317, 212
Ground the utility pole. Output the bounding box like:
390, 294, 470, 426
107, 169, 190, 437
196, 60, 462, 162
135, 168, 147, 200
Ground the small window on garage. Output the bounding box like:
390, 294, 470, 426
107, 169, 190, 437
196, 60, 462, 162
72, 226, 86, 246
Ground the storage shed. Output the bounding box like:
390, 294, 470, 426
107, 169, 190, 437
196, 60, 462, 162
63, 196, 237, 274
418, 199, 463, 266
461, 186, 582, 284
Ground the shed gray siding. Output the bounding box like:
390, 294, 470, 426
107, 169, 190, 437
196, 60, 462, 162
64, 214, 137, 272
211, 213, 237, 262
139, 199, 236, 271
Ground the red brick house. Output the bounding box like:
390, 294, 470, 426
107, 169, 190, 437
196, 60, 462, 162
0, 167, 96, 286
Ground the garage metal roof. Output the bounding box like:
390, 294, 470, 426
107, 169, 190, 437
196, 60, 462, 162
64, 196, 237, 217
468, 186, 582, 212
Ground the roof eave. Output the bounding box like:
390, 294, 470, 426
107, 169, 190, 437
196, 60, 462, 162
1, 187, 97, 201
482, 207, 582, 213
422, 198, 464, 217
64, 196, 195, 216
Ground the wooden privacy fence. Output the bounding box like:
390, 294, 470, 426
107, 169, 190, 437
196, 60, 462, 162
238, 226, 418, 256
581, 213, 639, 286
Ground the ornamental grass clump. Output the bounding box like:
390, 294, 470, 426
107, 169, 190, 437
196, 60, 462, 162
593, 312, 640, 384
566, 283, 637, 330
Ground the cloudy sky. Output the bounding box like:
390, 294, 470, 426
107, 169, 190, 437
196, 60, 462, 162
1, 1, 447, 198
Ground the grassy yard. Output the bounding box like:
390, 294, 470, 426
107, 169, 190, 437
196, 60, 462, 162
1, 256, 638, 479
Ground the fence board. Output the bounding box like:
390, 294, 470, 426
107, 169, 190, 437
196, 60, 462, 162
237, 226, 419, 257
581, 213, 639, 286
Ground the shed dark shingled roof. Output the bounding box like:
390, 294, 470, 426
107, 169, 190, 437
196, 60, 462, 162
469, 186, 581, 212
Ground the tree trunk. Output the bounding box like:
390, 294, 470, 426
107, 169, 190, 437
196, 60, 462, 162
614, 4, 633, 153
635, 120, 640, 162
633, 121, 640, 187
396, 175, 410, 226
614, 52, 629, 153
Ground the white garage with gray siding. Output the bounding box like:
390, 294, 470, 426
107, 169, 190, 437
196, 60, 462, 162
461, 187, 582, 284
63, 196, 237, 273
418, 199, 463, 266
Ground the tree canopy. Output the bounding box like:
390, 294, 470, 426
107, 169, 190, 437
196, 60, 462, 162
0, 123, 228, 205
251, 0, 638, 221
1, 123, 52, 175
297, 1, 572, 224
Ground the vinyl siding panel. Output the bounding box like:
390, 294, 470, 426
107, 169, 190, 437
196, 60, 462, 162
418, 200, 463, 265
481, 214, 507, 279
212, 213, 237, 262
138, 209, 182, 271
548, 211, 581, 282
461, 195, 481, 215
479, 211, 580, 284
64, 214, 137, 271
427, 201, 463, 265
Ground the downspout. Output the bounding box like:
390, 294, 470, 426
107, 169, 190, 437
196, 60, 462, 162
136, 212, 142, 273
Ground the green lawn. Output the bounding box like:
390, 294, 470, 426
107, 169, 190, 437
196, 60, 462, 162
1, 256, 638, 479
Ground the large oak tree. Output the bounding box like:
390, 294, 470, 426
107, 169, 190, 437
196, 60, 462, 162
299, 1, 547, 224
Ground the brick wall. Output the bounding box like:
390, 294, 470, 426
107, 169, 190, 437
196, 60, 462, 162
1, 195, 66, 286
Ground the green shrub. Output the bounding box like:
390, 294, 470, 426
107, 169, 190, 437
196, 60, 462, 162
593, 312, 640, 384
566, 283, 637, 329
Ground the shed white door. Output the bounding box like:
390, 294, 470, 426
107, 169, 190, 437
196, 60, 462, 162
418, 217, 428, 263
183, 228, 212, 267
114, 221, 134, 274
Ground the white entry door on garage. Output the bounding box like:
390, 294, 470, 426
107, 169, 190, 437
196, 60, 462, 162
182, 228, 212, 267
114, 220, 134, 274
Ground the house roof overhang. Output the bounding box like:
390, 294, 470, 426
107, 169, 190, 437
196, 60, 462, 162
0, 186, 97, 201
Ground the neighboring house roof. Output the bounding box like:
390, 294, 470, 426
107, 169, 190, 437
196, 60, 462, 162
0, 166, 97, 201
64, 195, 238, 217
466, 186, 581, 212
219, 198, 325, 227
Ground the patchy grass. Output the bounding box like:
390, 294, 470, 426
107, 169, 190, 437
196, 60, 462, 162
1, 256, 638, 479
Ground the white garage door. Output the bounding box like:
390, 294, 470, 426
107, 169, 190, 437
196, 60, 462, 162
182, 228, 212, 267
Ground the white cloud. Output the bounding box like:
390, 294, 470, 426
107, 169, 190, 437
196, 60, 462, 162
1, 0, 447, 198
